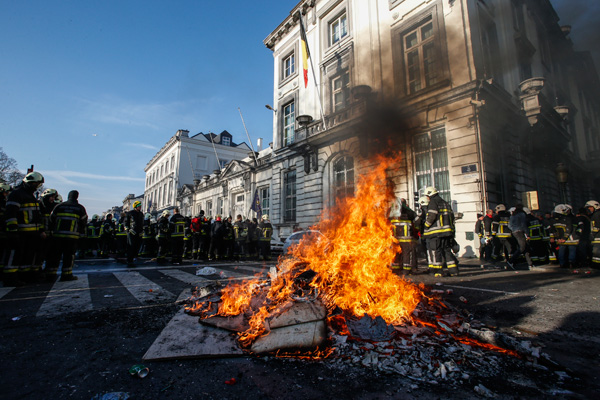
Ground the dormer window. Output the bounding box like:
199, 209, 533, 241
222, 136, 231, 146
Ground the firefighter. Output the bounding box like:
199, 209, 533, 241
0, 183, 11, 282
233, 214, 249, 260
508, 204, 532, 269
4, 172, 46, 285
479, 209, 494, 262
45, 190, 88, 281
156, 210, 171, 264
190, 211, 204, 260
422, 187, 457, 277
492, 204, 514, 267
139, 213, 157, 258
114, 214, 128, 257
585, 200, 600, 269
183, 216, 192, 259
551, 204, 582, 269
223, 216, 235, 260
390, 199, 418, 274
208, 215, 224, 260
124, 201, 144, 267
247, 218, 259, 260
525, 208, 546, 265
85, 215, 102, 257
414, 196, 429, 267
575, 207, 591, 268
169, 207, 186, 264
258, 214, 273, 261
542, 210, 558, 264
99, 213, 115, 257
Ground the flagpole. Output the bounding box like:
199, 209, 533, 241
209, 132, 222, 170
298, 11, 326, 129
238, 107, 259, 166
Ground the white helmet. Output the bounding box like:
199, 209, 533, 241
418, 196, 429, 206
41, 188, 57, 198
424, 186, 438, 196
523, 207, 531, 214
553, 204, 568, 215
585, 200, 600, 211
23, 171, 44, 187
495, 204, 506, 212
162, 210, 170, 217
261, 214, 269, 220
508, 207, 516, 213
0, 183, 11, 192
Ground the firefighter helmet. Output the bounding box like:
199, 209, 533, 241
215, 214, 222, 222
564, 204, 573, 214
162, 210, 170, 217
508, 207, 516, 214
23, 171, 44, 187
553, 204, 567, 215
0, 183, 10, 192
495, 204, 506, 212
133, 201, 141, 209
424, 186, 438, 196
585, 200, 600, 211
418, 196, 429, 206
523, 207, 531, 214
55, 194, 63, 203
144, 213, 151, 220
41, 188, 57, 198
261, 214, 269, 220
92, 214, 99, 220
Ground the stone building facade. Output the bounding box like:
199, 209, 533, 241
188, 0, 600, 254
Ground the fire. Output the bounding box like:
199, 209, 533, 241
189, 153, 425, 347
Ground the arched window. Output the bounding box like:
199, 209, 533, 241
333, 155, 354, 202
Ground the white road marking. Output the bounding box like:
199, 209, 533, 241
113, 271, 175, 304
36, 275, 93, 317
0, 287, 14, 299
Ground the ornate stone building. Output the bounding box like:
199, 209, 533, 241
189, 0, 600, 254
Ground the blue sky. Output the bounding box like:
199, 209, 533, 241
0, 0, 596, 217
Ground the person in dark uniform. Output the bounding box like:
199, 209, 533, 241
124, 201, 144, 267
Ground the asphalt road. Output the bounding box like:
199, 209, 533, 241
0, 255, 598, 399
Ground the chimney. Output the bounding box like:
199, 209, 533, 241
176, 129, 189, 138
257, 138, 263, 152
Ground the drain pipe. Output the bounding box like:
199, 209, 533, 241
472, 80, 488, 212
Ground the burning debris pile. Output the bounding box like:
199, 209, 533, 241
183, 154, 554, 389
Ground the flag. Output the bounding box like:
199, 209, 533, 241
250, 189, 262, 218
299, 12, 310, 88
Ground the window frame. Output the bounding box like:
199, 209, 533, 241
413, 127, 451, 203
391, 1, 450, 97
283, 169, 297, 222
329, 11, 348, 46
283, 100, 296, 146
333, 155, 355, 203
221, 136, 231, 146
260, 186, 270, 218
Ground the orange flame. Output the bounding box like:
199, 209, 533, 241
201, 153, 424, 346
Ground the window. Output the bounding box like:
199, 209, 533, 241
207, 201, 213, 217
332, 71, 350, 112
222, 136, 231, 146
219, 159, 228, 169
283, 101, 295, 146
333, 156, 354, 202
284, 170, 297, 222
404, 16, 438, 94
217, 198, 224, 216
329, 12, 348, 46
511, 0, 525, 33
260, 187, 270, 219
413, 128, 451, 202
283, 52, 295, 79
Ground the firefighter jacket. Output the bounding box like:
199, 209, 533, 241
169, 213, 186, 239
591, 210, 600, 244
142, 219, 155, 240
423, 194, 454, 238
41, 197, 57, 233
482, 214, 494, 237
49, 193, 88, 240
551, 213, 582, 245
124, 209, 144, 237
234, 220, 249, 241
5, 184, 44, 233
156, 216, 170, 239
258, 221, 273, 241
115, 218, 127, 238
475, 217, 484, 238
391, 208, 418, 243
526, 214, 543, 241
87, 220, 101, 239
492, 211, 512, 239
223, 220, 234, 241
190, 217, 202, 233
100, 219, 115, 238
211, 220, 224, 239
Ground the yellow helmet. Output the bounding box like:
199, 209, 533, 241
133, 201, 142, 209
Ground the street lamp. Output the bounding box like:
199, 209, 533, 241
555, 162, 568, 203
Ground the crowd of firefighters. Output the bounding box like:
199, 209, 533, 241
2, 171, 599, 287
0, 171, 274, 287
475, 201, 600, 270
388, 186, 600, 276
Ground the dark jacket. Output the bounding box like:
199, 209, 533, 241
125, 209, 144, 236
5, 183, 44, 233
423, 194, 454, 238
50, 190, 88, 240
